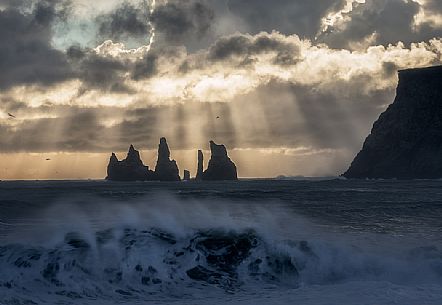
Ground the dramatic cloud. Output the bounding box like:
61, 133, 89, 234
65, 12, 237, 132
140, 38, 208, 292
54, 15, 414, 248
96, 1, 149, 42
1, 0, 442, 177
0, 0, 73, 89
152, 0, 214, 43
67, 44, 134, 93
226, 0, 346, 38
95, 0, 215, 48
207, 32, 301, 66
320, 0, 442, 49
423, 0, 442, 14
2, 33, 441, 153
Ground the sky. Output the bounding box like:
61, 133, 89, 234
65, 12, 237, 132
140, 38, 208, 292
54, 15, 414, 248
0, 0, 441, 179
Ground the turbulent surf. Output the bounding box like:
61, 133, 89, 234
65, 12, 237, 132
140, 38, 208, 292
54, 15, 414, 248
0, 180, 441, 304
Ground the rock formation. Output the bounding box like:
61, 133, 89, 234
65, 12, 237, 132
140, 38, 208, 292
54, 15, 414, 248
154, 137, 181, 181
343, 65, 442, 179
196, 150, 204, 181
183, 170, 191, 181
202, 141, 238, 181
106, 145, 155, 181
106, 138, 239, 182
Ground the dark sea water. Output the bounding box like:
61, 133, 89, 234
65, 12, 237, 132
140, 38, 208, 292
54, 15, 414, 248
0, 179, 442, 305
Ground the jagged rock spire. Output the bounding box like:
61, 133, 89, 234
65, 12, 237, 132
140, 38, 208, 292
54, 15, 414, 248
110, 153, 118, 164
157, 137, 171, 163
196, 150, 204, 181
126, 144, 143, 165
154, 137, 181, 181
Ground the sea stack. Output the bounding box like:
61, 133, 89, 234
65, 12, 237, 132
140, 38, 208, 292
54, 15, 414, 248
343, 66, 442, 179
154, 137, 181, 181
196, 150, 204, 181
106, 145, 155, 181
183, 170, 191, 181
202, 141, 238, 181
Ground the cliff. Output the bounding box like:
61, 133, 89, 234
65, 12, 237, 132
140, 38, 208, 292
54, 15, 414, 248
202, 141, 238, 181
106, 145, 155, 181
343, 65, 442, 179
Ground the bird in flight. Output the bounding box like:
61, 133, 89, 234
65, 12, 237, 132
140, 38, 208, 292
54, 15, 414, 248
216, 116, 220, 119
46, 158, 51, 161
7, 113, 16, 118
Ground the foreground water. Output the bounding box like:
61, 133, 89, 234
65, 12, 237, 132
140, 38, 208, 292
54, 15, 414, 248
0, 179, 441, 305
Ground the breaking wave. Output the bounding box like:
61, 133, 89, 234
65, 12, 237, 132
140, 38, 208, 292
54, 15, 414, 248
0, 194, 442, 304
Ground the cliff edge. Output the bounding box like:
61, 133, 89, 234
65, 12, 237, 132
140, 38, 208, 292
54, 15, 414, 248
343, 66, 442, 179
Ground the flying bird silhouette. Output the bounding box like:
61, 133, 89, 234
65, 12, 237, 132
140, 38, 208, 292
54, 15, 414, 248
216, 116, 220, 119
46, 158, 51, 161
7, 113, 16, 118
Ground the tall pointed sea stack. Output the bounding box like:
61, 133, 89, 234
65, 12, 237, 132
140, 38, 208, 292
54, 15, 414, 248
202, 141, 238, 181
344, 66, 442, 179
196, 150, 204, 181
154, 137, 181, 181
106, 145, 154, 181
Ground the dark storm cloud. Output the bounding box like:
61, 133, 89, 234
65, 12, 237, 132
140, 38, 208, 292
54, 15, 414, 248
0, 0, 73, 90
96, 2, 149, 41
0, 0, 27, 7
320, 0, 442, 49
95, 0, 214, 45
132, 53, 158, 80
67, 45, 134, 93
0, 0, 162, 92
226, 0, 345, 38
207, 32, 301, 65
66, 44, 163, 92
424, 0, 442, 14
77, 55, 132, 93
224, 0, 442, 48
152, 0, 215, 43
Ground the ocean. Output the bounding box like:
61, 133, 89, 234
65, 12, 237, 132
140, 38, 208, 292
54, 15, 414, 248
0, 179, 441, 305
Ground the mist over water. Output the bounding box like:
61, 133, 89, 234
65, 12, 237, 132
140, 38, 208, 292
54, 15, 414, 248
1, 180, 442, 304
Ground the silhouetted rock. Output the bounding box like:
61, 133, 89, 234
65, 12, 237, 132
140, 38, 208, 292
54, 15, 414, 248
183, 170, 191, 181
154, 137, 181, 181
106, 145, 155, 181
344, 66, 442, 179
106, 138, 239, 182
196, 150, 204, 181
202, 141, 238, 181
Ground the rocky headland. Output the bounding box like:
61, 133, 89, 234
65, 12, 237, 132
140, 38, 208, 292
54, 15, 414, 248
344, 65, 442, 179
